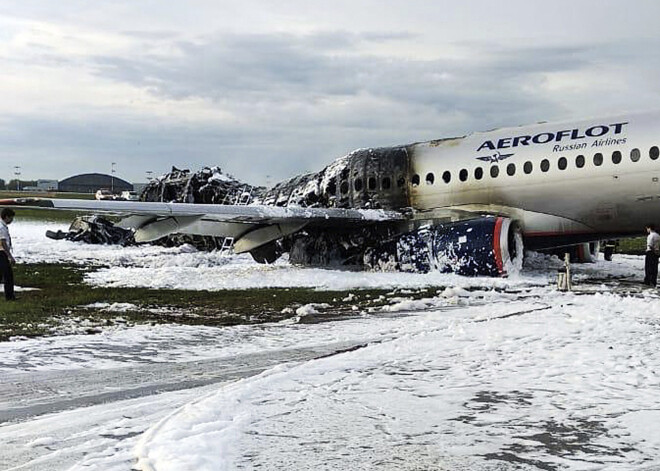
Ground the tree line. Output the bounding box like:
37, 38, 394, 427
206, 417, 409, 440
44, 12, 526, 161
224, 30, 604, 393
0, 179, 38, 190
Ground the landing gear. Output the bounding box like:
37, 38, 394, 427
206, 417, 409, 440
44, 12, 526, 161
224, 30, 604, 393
249, 242, 282, 264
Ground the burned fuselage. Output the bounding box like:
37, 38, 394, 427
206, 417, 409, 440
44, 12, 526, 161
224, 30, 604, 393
253, 142, 522, 276
250, 146, 419, 268
257, 146, 411, 211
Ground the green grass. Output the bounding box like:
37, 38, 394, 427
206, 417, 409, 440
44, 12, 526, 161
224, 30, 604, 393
615, 237, 646, 255
1, 191, 93, 222
0, 191, 94, 200
11, 208, 86, 223
0, 262, 426, 341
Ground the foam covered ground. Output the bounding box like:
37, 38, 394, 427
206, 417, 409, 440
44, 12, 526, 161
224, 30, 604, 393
4, 220, 660, 470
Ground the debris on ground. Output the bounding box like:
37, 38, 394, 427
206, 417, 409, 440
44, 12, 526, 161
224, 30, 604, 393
49, 167, 267, 251
46, 216, 136, 246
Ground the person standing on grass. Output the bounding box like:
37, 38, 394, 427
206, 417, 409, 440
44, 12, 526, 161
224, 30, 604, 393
0, 208, 16, 301
644, 223, 660, 287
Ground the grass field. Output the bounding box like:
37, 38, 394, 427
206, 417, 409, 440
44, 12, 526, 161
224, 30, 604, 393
0, 191, 93, 222
0, 200, 649, 340
0, 190, 95, 200
0, 262, 422, 341
615, 237, 647, 255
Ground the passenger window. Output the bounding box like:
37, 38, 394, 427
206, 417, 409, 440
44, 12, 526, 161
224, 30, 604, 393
474, 167, 483, 180
368, 177, 377, 190
650, 146, 659, 160
612, 150, 622, 164
630, 148, 640, 162
507, 163, 516, 176
426, 172, 435, 185
575, 155, 585, 168
558, 157, 567, 170
397, 176, 406, 187
540, 159, 550, 172
412, 174, 420, 186
327, 177, 337, 195
354, 178, 363, 191
442, 171, 451, 184
459, 169, 468, 182
382, 177, 391, 190
490, 166, 499, 178
593, 153, 603, 166
523, 161, 532, 174
340, 181, 349, 194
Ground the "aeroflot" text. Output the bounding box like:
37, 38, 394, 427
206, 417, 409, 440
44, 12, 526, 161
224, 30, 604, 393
476, 122, 629, 151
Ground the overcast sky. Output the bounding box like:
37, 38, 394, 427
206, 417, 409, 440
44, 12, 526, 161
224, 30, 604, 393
2, 0, 660, 185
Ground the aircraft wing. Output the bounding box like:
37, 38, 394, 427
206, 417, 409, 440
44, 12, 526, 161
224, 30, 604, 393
0, 198, 407, 253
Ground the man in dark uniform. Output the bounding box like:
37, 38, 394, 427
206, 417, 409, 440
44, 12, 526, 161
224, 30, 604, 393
0, 208, 16, 301
603, 240, 618, 261
644, 224, 660, 287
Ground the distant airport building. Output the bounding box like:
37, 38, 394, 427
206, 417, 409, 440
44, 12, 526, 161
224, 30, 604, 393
58, 173, 133, 193
23, 179, 59, 192
38, 179, 59, 191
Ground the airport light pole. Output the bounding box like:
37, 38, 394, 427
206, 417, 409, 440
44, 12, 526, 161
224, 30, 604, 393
13, 166, 21, 191
111, 162, 116, 194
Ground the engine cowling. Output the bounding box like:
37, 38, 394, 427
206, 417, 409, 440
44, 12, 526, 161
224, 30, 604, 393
367, 216, 523, 276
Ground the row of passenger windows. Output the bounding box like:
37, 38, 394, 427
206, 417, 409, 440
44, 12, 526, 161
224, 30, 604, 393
329, 146, 659, 195
412, 146, 660, 186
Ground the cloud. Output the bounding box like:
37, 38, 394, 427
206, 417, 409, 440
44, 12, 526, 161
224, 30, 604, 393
90, 32, 597, 131
4, 22, 660, 184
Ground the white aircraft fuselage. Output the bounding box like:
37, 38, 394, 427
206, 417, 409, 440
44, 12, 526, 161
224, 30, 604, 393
407, 111, 660, 248
3, 111, 659, 275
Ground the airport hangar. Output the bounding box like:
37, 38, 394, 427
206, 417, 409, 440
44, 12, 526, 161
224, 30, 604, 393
58, 173, 134, 193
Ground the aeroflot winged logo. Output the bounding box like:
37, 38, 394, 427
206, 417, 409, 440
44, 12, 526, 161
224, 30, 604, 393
476, 151, 514, 163
475, 121, 629, 157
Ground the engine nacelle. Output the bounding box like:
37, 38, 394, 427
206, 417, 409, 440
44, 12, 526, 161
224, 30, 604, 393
367, 217, 523, 276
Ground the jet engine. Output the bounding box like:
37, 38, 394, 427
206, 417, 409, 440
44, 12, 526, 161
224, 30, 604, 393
367, 216, 523, 276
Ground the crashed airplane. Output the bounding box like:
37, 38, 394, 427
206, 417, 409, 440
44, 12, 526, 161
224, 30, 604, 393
3, 111, 660, 276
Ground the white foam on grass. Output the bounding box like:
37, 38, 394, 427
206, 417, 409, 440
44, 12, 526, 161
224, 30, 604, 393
136, 292, 660, 470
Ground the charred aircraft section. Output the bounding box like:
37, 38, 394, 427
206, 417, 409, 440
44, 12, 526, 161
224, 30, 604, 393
141, 166, 265, 205
46, 216, 136, 246
256, 146, 411, 210
251, 146, 416, 268
43, 150, 524, 276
